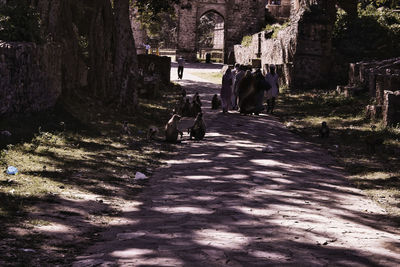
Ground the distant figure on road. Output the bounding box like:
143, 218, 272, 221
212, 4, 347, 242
265, 64, 279, 114
221, 68, 233, 113
177, 56, 185, 79
145, 44, 151, 54
205, 53, 211, 64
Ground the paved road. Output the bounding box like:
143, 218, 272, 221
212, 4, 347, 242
73, 64, 400, 266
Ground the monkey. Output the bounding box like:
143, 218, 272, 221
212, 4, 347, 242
191, 99, 202, 117
181, 87, 187, 98
165, 114, 183, 143
195, 94, 202, 107
319, 121, 330, 138
122, 121, 132, 136
211, 94, 221, 110
188, 112, 206, 140
182, 98, 192, 117
192, 92, 199, 102
147, 126, 159, 140
176, 96, 186, 114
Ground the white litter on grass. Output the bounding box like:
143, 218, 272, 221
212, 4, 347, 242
1, 130, 12, 136
134, 172, 148, 180
20, 248, 36, 253
262, 145, 274, 153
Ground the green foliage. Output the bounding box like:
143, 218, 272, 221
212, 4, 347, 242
0, 0, 41, 43
241, 35, 253, 47
263, 22, 290, 39
133, 0, 180, 47
134, 0, 180, 25
359, 0, 400, 9
333, 5, 400, 61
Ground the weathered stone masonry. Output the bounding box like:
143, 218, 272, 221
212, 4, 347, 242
0, 42, 62, 116
176, 0, 266, 62
235, 0, 338, 90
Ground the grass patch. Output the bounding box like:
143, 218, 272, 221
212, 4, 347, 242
275, 90, 400, 219
188, 72, 223, 84
0, 83, 182, 264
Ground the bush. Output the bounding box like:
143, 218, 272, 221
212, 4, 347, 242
241, 35, 253, 47
0, 0, 42, 43
263, 22, 290, 39
332, 5, 400, 61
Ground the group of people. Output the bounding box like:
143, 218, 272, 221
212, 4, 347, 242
220, 64, 279, 115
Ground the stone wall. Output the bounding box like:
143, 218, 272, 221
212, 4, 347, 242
234, 0, 337, 90
0, 42, 62, 116
384, 90, 400, 127
137, 55, 171, 85
345, 57, 400, 124
266, 0, 292, 22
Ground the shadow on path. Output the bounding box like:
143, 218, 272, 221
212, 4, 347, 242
73, 69, 400, 266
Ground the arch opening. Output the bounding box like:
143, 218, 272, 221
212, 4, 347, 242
196, 10, 225, 63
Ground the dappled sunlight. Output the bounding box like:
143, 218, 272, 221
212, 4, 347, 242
153, 206, 214, 215
194, 229, 249, 249
250, 159, 294, 169
184, 175, 214, 180
111, 248, 154, 258
68, 64, 400, 266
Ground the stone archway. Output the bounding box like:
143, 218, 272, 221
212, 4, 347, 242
196, 9, 226, 62
176, 0, 266, 63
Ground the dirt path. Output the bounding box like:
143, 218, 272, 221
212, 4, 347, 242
73, 64, 400, 266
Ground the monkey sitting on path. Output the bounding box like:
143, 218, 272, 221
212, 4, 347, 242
147, 126, 159, 141
181, 98, 192, 117
319, 121, 330, 138
165, 114, 183, 143
191, 99, 202, 118
188, 112, 206, 140
211, 94, 221, 110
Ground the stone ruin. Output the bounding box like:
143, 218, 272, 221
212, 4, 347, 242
234, 0, 340, 90
343, 57, 400, 126
176, 0, 266, 62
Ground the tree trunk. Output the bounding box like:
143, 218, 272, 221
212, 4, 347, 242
33, 0, 139, 109
113, 0, 138, 111
87, 0, 114, 99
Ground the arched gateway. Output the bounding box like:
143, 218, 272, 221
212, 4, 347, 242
176, 0, 266, 63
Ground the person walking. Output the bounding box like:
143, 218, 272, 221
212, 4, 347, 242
253, 68, 271, 115
233, 65, 245, 109
177, 56, 185, 79
237, 70, 253, 114
231, 64, 240, 109
265, 64, 279, 114
221, 68, 233, 113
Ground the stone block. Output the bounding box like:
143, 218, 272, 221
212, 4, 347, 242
375, 74, 385, 105
368, 70, 376, 97
336, 85, 345, 94
383, 90, 400, 127
349, 62, 361, 85
344, 85, 363, 98
365, 105, 382, 121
